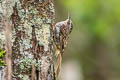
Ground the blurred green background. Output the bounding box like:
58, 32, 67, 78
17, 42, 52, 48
54, 0, 120, 80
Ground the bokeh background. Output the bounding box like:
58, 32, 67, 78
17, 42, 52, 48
54, 0, 120, 80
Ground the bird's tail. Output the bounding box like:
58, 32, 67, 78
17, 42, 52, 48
56, 52, 62, 78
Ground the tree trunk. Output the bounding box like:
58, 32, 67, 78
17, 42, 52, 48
0, 0, 55, 80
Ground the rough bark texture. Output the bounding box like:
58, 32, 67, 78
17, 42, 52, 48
0, 0, 55, 80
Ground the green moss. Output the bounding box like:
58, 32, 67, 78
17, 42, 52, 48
0, 39, 6, 66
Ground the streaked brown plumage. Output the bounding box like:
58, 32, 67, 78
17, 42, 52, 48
54, 15, 73, 77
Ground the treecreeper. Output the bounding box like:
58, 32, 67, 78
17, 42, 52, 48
54, 14, 73, 78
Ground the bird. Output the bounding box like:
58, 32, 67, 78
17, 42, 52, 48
54, 14, 73, 78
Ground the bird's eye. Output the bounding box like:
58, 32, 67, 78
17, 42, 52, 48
67, 21, 70, 25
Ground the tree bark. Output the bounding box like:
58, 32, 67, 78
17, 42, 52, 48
0, 0, 55, 80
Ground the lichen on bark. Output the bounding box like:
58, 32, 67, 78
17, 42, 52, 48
0, 0, 55, 80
